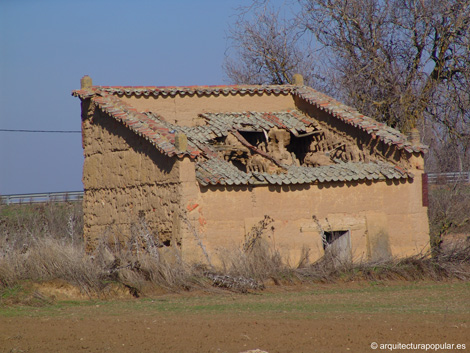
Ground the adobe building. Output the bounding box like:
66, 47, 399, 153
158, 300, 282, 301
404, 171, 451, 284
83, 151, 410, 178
73, 75, 430, 264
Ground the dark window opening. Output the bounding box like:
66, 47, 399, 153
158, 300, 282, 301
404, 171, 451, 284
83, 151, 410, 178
238, 131, 267, 150
322, 230, 352, 263
285, 134, 315, 163
237, 130, 317, 160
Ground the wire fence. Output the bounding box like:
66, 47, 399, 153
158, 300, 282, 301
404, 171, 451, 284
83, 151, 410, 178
0, 191, 84, 205
427, 172, 470, 185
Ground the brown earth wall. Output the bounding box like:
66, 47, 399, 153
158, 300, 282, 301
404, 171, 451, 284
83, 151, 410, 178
181, 168, 430, 265
121, 92, 296, 126
81, 103, 182, 250
79, 92, 429, 264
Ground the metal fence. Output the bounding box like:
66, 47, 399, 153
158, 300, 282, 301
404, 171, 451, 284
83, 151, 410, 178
427, 172, 470, 185
0, 191, 84, 205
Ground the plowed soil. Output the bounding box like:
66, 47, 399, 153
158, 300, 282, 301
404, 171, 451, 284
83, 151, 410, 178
1, 281, 469, 353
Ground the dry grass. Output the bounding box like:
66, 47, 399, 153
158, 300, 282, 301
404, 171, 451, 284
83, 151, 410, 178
89, 233, 208, 295
218, 216, 285, 282
0, 238, 105, 296
0, 203, 469, 302
0, 202, 83, 246
296, 238, 470, 283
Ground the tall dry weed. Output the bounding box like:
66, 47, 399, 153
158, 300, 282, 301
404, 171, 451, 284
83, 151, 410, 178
0, 237, 104, 296
428, 184, 470, 253
89, 231, 205, 294
296, 238, 470, 282
1, 204, 469, 300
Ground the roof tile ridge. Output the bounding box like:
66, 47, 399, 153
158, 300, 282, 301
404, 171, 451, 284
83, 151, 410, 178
292, 86, 428, 154
94, 84, 294, 98
96, 84, 268, 90
202, 108, 301, 115
71, 87, 98, 98
91, 91, 201, 159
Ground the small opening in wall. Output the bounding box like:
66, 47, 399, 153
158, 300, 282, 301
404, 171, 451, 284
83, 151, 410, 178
322, 230, 351, 263
323, 230, 350, 250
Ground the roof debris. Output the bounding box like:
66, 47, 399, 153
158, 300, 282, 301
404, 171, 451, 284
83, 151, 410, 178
72, 84, 423, 186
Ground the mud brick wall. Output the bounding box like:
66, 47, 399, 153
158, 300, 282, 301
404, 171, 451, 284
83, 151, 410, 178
123, 92, 296, 126
78, 89, 429, 264
81, 101, 181, 250
183, 176, 429, 264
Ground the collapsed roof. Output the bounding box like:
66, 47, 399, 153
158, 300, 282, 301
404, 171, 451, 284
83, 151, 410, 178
73, 83, 427, 186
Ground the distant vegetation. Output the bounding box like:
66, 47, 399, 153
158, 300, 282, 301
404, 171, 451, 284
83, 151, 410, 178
428, 184, 470, 251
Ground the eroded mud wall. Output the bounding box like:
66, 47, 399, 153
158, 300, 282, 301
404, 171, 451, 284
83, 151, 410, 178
81, 101, 181, 251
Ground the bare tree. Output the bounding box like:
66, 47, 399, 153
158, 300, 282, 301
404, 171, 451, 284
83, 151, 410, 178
224, 4, 321, 87
425, 80, 470, 172
225, 0, 470, 170
299, 0, 470, 134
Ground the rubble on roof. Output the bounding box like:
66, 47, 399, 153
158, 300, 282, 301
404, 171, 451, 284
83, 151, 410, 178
72, 84, 425, 186
292, 87, 428, 154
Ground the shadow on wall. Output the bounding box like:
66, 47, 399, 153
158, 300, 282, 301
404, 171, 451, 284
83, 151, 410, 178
368, 230, 392, 261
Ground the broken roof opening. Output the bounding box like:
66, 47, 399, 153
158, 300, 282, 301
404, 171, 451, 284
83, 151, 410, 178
73, 80, 426, 187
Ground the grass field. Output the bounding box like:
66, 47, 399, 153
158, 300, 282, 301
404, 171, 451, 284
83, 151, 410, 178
2, 281, 469, 317
1, 281, 469, 352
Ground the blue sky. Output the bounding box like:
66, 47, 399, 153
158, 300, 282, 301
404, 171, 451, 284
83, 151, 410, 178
0, 0, 269, 195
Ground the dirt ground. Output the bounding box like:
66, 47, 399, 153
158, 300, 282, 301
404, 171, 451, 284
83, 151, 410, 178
1, 281, 469, 353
